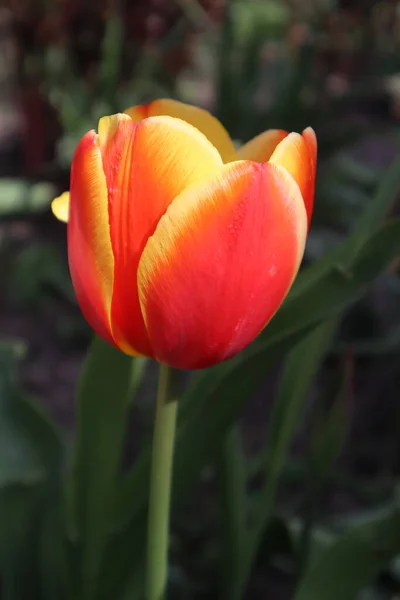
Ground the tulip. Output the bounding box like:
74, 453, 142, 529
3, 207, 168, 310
52, 99, 316, 369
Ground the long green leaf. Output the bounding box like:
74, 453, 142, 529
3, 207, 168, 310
298, 356, 353, 577
39, 502, 71, 600
69, 336, 133, 599
0, 485, 44, 600
293, 151, 400, 298
234, 153, 400, 595
115, 218, 400, 529
0, 349, 65, 599
265, 218, 400, 341
294, 504, 400, 600
0, 358, 63, 489
233, 318, 339, 599
103, 220, 400, 599
216, 425, 247, 600
267, 319, 338, 467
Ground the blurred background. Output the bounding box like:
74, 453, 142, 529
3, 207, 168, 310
1, 0, 400, 598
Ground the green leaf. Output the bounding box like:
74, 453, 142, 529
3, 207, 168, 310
39, 502, 71, 600
104, 218, 400, 598
9, 242, 74, 309
265, 218, 400, 341
293, 151, 400, 298
292, 150, 400, 588
129, 357, 148, 405
0, 485, 43, 600
216, 425, 247, 600
296, 353, 353, 576
289, 517, 335, 564
115, 218, 400, 527
230, 319, 338, 599
69, 336, 134, 600
0, 351, 64, 600
98, 514, 147, 600
0, 353, 63, 488
268, 320, 339, 468
294, 504, 400, 600
309, 356, 353, 480
331, 155, 382, 190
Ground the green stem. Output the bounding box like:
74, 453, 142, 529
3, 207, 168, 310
146, 363, 179, 600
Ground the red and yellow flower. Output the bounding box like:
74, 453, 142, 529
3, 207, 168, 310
52, 99, 317, 369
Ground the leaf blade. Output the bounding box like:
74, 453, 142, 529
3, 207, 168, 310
294, 505, 400, 600
69, 336, 133, 599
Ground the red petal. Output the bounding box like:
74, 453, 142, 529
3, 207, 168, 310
138, 161, 307, 369
125, 98, 236, 162
68, 131, 115, 347
97, 113, 222, 355
269, 128, 317, 228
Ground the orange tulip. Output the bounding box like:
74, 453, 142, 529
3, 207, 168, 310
52, 100, 317, 369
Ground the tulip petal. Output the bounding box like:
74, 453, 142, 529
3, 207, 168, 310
302, 125, 317, 203
98, 113, 223, 356
269, 128, 317, 227
51, 191, 70, 223
125, 98, 236, 163
236, 129, 288, 162
138, 161, 307, 369
68, 131, 115, 347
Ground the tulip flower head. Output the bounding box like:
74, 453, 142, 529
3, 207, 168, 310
52, 100, 316, 369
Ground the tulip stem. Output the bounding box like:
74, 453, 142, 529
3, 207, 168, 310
146, 363, 179, 600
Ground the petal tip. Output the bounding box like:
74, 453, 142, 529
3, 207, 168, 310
51, 191, 70, 223
97, 113, 132, 148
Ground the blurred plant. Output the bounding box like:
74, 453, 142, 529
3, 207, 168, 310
1, 149, 399, 599
10, 0, 223, 175
7, 242, 74, 309
0, 179, 56, 216
1, 1, 400, 600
